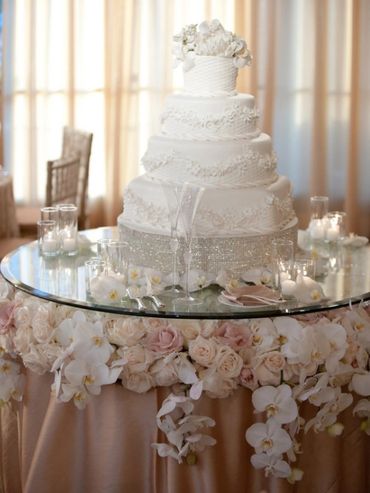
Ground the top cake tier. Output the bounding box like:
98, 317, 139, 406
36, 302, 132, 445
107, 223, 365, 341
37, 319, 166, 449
183, 56, 238, 95
173, 20, 252, 96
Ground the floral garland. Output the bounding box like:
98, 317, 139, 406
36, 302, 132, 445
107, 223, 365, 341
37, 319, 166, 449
1, 276, 370, 483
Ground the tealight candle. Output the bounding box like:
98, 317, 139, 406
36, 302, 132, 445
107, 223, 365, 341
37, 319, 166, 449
63, 237, 77, 252
326, 225, 339, 242
42, 238, 58, 253
281, 279, 296, 297
310, 219, 325, 240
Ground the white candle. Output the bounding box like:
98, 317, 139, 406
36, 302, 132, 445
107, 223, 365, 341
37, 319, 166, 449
279, 271, 291, 282
326, 226, 339, 241
310, 219, 325, 240
42, 238, 58, 253
281, 279, 296, 297
63, 238, 77, 252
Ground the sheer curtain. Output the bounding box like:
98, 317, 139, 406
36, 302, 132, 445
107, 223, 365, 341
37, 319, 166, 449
2, 0, 370, 234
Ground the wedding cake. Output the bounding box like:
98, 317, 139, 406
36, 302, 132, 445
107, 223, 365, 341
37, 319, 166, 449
118, 20, 297, 276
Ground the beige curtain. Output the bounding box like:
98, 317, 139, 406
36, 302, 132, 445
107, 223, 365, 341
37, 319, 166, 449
235, 0, 370, 236
2, 0, 370, 234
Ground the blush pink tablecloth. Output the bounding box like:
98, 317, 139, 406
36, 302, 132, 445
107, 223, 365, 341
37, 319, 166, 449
0, 370, 369, 493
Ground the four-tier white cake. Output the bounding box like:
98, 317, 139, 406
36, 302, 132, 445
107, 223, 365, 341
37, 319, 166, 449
118, 20, 297, 277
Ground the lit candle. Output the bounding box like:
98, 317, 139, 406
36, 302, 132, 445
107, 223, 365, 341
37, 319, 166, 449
326, 225, 339, 241
281, 279, 296, 297
42, 238, 58, 253
63, 237, 77, 252
310, 219, 325, 240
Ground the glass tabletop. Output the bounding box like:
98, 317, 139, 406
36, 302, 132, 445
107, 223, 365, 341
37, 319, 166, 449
1, 227, 369, 319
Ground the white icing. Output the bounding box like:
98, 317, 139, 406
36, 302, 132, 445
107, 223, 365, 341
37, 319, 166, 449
120, 175, 295, 238
183, 56, 238, 95
141, 134, 277, 188
118, 46, 297, 270
161, 93, 259, 140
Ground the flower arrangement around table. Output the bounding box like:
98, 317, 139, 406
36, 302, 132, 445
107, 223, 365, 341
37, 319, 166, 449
1, 276, 370, 483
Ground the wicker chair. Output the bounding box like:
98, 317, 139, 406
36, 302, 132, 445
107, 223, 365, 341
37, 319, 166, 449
16, 127, 93, 235
45, 155, 81, 207
61, 127, 93, 229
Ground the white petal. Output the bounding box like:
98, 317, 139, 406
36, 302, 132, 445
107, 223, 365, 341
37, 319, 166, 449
252, 385, 277, 412
351, 374, 370, 396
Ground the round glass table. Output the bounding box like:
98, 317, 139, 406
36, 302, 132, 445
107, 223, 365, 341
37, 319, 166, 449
1, 227, 369, 319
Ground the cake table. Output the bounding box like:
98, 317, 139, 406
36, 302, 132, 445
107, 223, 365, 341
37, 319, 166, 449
0, 228, 369, 493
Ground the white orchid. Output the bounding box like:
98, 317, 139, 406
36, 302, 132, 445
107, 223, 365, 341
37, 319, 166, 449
251, 453, 291, 478
59, 383, 90, 410
353, 399, 370, 435
242, 268, 273, 286
273, 317, 306, 363
0, 358, 24, 403
153, 393, 216, 463
249, 318, 278, 353
350, 373, 370, 396
305, 390, 353, 432
295, 373, 336, 406
215, 270, 242, 290
246, 418, 292, 456
184, 269, 215, 292
63, 359, 121, 396
252, 384, 298, 424
90, 275, 126, 304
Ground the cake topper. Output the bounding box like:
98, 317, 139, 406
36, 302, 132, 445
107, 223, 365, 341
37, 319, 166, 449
173, 19, 252, 71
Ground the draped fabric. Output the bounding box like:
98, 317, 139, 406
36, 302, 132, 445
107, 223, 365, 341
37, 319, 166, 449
1, 371, 369, 493
1, 0, 370, 233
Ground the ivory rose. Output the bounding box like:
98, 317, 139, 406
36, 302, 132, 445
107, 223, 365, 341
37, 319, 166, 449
12, 325, 34, 353
118, 345, 154, 373
150, 358, 179, 387
146, 325, 183, 354
14, 306, 31, 331
254, 351, 286, 386
215, 346, 243, 379
121, 370, 154, 393
175, 320, 201, 343
189, 336, 217, 367
31, 305, 54, 343
107, 318, 145, 346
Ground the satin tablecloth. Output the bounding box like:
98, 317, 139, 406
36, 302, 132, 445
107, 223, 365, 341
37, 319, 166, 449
1, 370, 369, 493
0, 175, 19, 238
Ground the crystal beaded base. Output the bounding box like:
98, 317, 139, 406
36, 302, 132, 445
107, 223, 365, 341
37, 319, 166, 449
119, 222, 298, 275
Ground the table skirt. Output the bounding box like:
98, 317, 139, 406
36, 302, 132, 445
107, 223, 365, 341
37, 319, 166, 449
1, 371, 369, 493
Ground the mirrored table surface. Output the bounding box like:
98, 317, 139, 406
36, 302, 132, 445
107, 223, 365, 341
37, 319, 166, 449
1, 228, 369, 319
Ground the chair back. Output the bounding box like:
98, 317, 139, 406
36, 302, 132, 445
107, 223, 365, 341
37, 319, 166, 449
61, 127, 93, 229
45, 156, 81, 207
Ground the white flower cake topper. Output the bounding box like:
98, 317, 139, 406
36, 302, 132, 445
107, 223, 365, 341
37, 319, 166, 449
173, 19, 252, 70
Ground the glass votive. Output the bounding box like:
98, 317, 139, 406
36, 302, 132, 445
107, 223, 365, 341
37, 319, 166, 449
41, 206, 59, 226
97, 238, 112, 263
325, 211, 347, 242
310, 196, 329, 220
37, 220, 59, 256
271, 238, 295, 291
294, 258, 316, 279
59, 204, 78, 255
85, 258, 106, 295
106, 240, 130, 280
308, 196, 329, 242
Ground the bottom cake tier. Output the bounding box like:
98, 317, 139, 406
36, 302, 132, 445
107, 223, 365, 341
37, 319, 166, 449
118, 219, 298, 276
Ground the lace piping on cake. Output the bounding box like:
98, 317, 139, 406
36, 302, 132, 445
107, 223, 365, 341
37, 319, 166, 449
124, 189, 295, 235
161, 104, 259, 130
124, 190, 168, 230
142, 149, 277, 186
